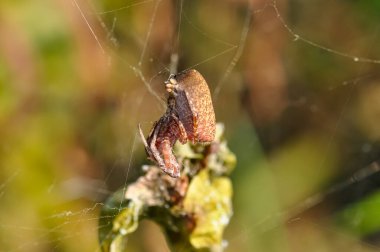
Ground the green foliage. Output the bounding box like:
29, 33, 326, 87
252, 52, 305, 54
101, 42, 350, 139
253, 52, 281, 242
337, 190, 380, 236
184, 170, 232, 250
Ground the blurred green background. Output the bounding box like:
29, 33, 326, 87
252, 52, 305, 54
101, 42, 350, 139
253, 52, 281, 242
1, 0, 380, 251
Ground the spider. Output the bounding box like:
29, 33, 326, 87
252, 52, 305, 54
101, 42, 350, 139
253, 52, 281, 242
139, 96, 188, 178
139, 69, 215, 178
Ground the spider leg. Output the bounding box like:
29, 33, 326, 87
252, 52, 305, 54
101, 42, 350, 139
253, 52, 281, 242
149, 121, 166, 167
138, 124, 152, 157
160, 139, 180, 178
146, 121, 158, 140
172, 114, 188, 144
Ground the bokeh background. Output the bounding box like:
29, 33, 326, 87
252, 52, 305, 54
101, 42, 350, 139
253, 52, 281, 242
1, 0, 380, 251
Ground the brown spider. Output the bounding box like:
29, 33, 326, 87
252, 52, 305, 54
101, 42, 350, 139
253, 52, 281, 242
139, 69, 215, 178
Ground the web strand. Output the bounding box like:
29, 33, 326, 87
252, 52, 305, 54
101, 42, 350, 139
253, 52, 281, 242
213, 0, 253, 100
271, 0, 380, 64
138, 0, 162, 67
72, 0, 106, 54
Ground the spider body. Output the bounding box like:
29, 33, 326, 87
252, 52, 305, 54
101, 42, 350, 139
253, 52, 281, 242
139, 97, 187, 178
139, 69, 215, 178
167, 69, 216, 143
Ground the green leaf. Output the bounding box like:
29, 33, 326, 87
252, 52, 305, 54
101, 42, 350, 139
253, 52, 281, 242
184, 170, 233, 250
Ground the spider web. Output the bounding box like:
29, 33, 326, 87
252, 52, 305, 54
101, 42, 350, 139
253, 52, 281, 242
1, 0, 380, 251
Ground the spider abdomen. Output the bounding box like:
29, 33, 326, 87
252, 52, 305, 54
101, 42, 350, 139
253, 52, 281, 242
172, 69, 216, 142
